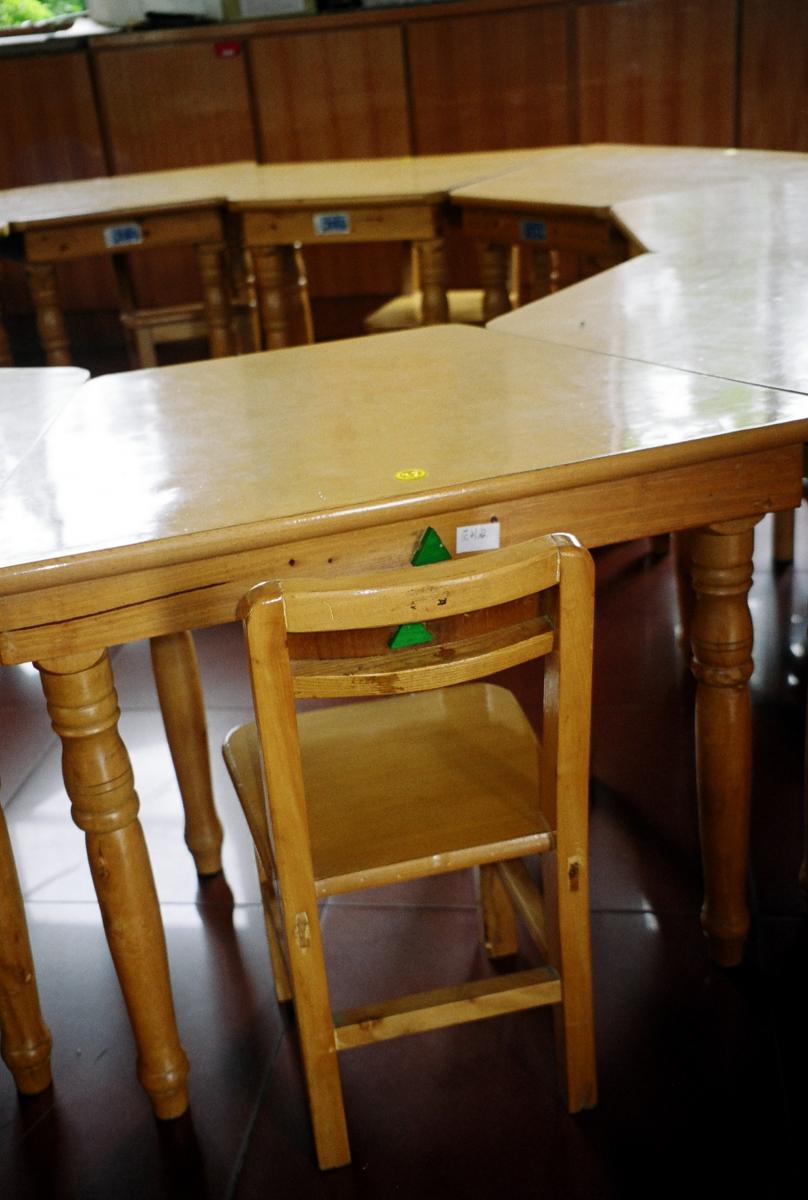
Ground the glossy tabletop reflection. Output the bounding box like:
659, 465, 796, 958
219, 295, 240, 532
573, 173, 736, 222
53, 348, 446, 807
488, 252, 808, 393
611, 175, 808, 256
0, 367, 90, 486
2, 325, 808, 583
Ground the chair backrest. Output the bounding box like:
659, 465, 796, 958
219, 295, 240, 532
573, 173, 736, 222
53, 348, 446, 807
243, 532, 590, 688
240, 532, 594, 832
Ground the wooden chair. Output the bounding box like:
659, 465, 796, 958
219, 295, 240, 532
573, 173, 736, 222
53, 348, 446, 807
0, 800, 52, 1096
363, 243, 519, 335
222, 534, 597, 1169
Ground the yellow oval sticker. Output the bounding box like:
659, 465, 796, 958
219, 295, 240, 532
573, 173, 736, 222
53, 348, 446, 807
395, 468, 427, 482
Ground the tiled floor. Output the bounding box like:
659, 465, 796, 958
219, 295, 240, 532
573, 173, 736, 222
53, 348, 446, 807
1, 518, 806, 1198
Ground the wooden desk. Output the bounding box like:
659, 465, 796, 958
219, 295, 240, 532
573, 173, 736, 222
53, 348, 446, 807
2, 324, 807, 1113
488, 250, 808, 392
226, 149, 552, 349
451, 144, 808, 312
0, 162, 256, 367
610, 176, 808, 257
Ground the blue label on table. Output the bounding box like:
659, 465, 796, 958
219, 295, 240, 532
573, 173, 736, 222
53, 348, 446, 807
519, 219, 548, 243
313, 212, 351, 236
103, 222, 144, 249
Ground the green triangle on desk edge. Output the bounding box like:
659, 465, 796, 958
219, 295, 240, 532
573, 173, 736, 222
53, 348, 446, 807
411, 525, 452, 566
388, 528, 453, 649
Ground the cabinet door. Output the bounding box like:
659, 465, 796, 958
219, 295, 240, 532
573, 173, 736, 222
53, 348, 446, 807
94, 40, 256, 173
0, 52, 114, 318
577, 0, 736, 146
93, 40, 257, 306
251, 25, 411, 162
406, 6, 572, 154
740, 0, 808, 150
251, 25, 412, 299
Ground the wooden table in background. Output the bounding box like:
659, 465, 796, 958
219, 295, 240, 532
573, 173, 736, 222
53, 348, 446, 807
226, 149, 547, 349
450, 144, 808, 313
0, 163, 256, 366
2, 324, 807, 1114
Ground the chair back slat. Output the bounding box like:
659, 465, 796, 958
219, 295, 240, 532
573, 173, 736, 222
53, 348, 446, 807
292, 615, 554, 698
243, 535, 563, 634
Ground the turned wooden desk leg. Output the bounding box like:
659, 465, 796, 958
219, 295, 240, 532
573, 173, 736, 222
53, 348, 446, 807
36, 649, 190, 1118
0, 805, 52, 1095
479, 243, 512, 322
252, 245, 294, 350
196, 243, 233, 359
529, 246, 553, 300
417, 237, 449, 325
689, 517, 759, 966
26, 264, 71, 366
150, 632, 223, 877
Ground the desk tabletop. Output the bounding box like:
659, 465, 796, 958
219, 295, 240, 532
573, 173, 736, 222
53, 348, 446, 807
488, 250, 808, 394
223, 148, 552, 209
0, 149, 549, 231
0, 162, 257, 232
450, 143, 808, 216
0, 367, 90, 487
2, 325, 807, 589
611, 175, 808, 255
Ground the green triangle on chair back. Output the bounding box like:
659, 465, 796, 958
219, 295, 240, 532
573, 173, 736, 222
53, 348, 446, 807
388, 527, 452, 649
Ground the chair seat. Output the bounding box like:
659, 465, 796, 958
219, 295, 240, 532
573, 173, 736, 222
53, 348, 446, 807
364, 289, 486, 333
227, 682, 550, 896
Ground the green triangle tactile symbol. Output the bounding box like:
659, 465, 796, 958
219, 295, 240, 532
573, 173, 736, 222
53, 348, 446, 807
388, 622, 434, 649
410, 525, 452, 567
388, 527, 452, 649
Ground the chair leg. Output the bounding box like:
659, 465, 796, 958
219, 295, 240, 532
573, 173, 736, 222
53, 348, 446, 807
476, 864, 518, 958
150, 632, 224, 876
255, 850, 292, 1003
773, 508, 795, 565
0, 807, 52, 1095
283, 905, 351, 1169
543, 849, 597, 1112
672, 530, 695, 657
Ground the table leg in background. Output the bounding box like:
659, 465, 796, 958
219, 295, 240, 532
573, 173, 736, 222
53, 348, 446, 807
479, 242, 511, 322
416, 237, 449, 325
36, 648, 190, 1118
0, 805, 52, 1094
150, 631, 223, 877
689, 516, 759, 967
196, 242, 233, 359
26, 263, 71, 366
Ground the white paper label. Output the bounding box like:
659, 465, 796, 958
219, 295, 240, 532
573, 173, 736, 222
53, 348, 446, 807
456, 523, 501, 553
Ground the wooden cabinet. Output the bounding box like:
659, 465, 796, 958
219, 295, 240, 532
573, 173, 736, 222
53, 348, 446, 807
406, 6, 572, 153
576, 0, 737, 146
93, 40, 256, 173
0, 52, 113, 317
250, 22, 412, 298
93, 39, 257, 306
6, 0, 808, 345
250, 25, 411, 162
740, 0, 808, 151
